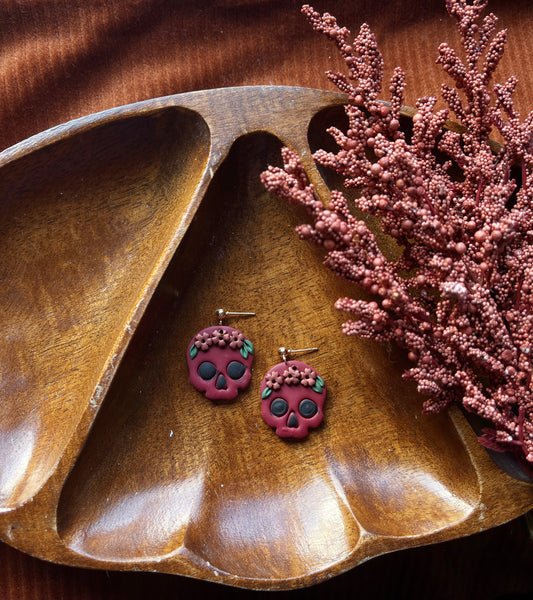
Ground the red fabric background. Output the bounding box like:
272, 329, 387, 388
1, 0, 533, 151
0, 0, 532, 597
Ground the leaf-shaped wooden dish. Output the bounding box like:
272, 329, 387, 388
0, 86, 531, 591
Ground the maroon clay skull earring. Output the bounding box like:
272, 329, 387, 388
187, 309, 255, 403
260, 346, 326, 439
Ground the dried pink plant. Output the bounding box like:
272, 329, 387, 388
261, 0, 533, 469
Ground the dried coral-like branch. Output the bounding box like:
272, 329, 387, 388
262, 1, 533, 469
300, 5, 384, 105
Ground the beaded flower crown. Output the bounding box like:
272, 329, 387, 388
189, 327, 254, 360
261, 363, 325, 399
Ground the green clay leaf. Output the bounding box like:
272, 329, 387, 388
189, 345, 198, 359
244, 339, 254, 354
261, 387, 272, 399
316, 375, 325, 388
240, 346, 249, 360
312, 381, 324, 393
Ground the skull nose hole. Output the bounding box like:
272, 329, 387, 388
216, 373, 227, 389
287, 412, 299, 428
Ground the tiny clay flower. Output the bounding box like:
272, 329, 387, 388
229, 331, 245, 349
284, 365, 301, 385
265, 371, 283, 390
194, 331, 213, 351
300, 368, 317, 387
212, 328, 230, 347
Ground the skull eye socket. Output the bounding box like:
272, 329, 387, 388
227, 360, 246, 380
270, 398, 288, 417
198, 361, 217, 381
299, 399, 318, 418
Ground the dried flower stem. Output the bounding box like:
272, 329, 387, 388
261, 0, 533, 468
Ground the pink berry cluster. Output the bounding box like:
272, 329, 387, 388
261, 0, 533, 470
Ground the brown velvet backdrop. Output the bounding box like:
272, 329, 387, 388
0, 0, 532, 597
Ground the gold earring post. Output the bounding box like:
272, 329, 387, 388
216, 308, 256, 324
279, 346, 318, 362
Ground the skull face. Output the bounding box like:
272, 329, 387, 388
260, 360, 326, 439
187, 325, 254, 403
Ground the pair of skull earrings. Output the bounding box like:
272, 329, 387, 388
186, 309, 327, 439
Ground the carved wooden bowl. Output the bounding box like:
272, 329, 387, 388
0, 86, 531, 590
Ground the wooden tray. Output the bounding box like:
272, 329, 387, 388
0, 86, 531, 591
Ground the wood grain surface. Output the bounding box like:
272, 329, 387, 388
0, 85, 531, 592
1, 0, 532, 597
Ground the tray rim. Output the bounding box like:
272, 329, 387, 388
0, 84, 531, 591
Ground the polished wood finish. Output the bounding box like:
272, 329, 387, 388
0, 86, 531, 590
